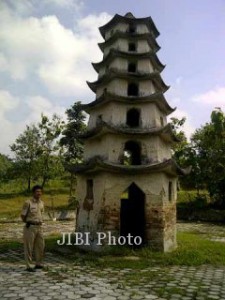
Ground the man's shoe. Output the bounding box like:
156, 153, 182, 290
26, 267, 36, 272
34, 265, 44, 269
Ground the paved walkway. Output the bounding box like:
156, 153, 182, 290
1, 221, 225, 300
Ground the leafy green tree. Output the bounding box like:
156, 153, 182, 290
60, 102, 86, 195
0, 153, 13, 183
37, 114, 65, 188
170, 117, 188, 164
10, 114, 65, 191
60, 102, 86, 163
191, 108, 225, 207
10, 125, 41, 191
170, 117, 200, 190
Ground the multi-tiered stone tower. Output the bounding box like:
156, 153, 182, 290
72, 13, 190, 251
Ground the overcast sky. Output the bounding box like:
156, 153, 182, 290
0, 0, 225, 155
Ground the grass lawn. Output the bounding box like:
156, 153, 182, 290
0, 193, 71, 220
0, 179, 72, 220
1, 231, 225, 268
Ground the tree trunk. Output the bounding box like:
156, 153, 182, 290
27, 177, 31, 192
42, 176, 47, 188
69, 173, 76, 196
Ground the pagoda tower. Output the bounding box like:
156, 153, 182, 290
71, 13, 190, 251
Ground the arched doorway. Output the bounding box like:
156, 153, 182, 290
128, 83, 139, 96
120, 183, 145, 244
126, 108, 140, 127
123, 141, 141, 165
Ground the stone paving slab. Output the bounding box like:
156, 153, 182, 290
0, 261, 166, 300
1, 258, 225, 300
1, 222, 225, 299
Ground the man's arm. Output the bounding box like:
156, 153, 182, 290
21, 214, 26, 222
21, 201, 30, 222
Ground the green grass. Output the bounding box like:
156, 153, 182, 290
94, 233, 225, 268
2, 231, 225, 267
0, 179, 72, 220
177, 190, 209, 204
0, 178, 70, 194
0, 193, 71, 220
26, 231, 225, 269
0, 239, 22, 253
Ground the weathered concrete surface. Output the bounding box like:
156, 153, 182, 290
76, 173, 177, 251
76, 13, 179, 253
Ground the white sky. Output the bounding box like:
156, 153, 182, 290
0, 0, 225, 155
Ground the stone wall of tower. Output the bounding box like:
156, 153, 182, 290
74, 13, 180, 252
104, 23, 150, 40
87, 102, 166, 129
103, 39, 152, 57
76, 172, 177, 251
99, 58, 155, 77
84, 134, 171, 163
96, 79, 156, 98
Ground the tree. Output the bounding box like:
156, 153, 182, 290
170, 117, 191, 187
10, 125, 41, 191
191, 108, 225, 207
60, 102, 86, 195
0, 153, 13, 183
37, 114, 65, 188
170, 117, 188, 165
10, 114, 65, 191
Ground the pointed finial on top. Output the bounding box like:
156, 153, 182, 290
124, 12, 135, 18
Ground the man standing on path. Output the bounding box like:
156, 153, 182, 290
21, 185, 45, 272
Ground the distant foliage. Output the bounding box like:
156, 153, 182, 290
191, 108, 225, 208
10, 114, 65, 191
0, 154, 13, 182
37, 114, 65, 188
7, 103, 86, 193
170, 117, 197, 189
171, 108, 225, 208
60, 101, 86, 164
60, 101, 86, 195
10, 124, 42, 191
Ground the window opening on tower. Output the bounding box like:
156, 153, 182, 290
128, 83, 139, 96
128, 62, 137, 73
122, 141, 141, 165
126, 108, 140, 127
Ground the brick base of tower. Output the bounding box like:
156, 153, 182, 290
75, 172, 177, 252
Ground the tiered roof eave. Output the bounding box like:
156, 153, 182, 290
78, 121, 180, 144
92, 49, 165, 73
67, 157, 191, 176
99, 14, 160, 39
87, 71, 169, 94
80, 91, 176, 116
98, 32, 160, 53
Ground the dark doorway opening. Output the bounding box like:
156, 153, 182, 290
128, 42, 136, 52
128, 83, 139, 96
128, 62, 137, 73
126, 108, 140, 127
120, 183, 145, 245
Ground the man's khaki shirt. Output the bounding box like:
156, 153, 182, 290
21, 198, 44, 223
